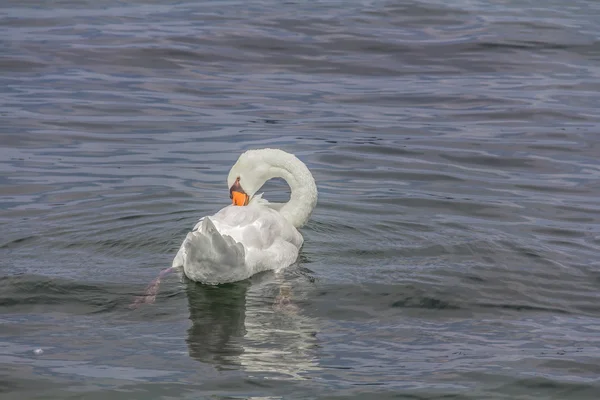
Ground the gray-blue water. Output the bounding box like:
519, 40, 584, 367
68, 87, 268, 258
2, 0, 600, 398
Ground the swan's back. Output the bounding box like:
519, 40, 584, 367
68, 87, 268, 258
173, 204, 303, 284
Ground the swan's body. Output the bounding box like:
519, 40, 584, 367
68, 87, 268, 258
171, 149, 317, 285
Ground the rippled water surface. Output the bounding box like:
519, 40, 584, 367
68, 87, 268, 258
2, 0, 600, 398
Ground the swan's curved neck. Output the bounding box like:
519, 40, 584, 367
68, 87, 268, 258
257, 150, 317, 228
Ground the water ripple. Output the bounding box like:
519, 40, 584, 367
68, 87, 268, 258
2, 0, 600, 398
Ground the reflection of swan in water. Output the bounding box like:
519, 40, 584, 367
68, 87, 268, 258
185, 271, 320, 379
185, 280, 250, 368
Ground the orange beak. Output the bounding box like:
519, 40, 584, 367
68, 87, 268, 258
231, 191, 249, 206
230, 178, 249, 206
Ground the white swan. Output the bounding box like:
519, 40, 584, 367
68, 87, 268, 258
171, 148, 317, 285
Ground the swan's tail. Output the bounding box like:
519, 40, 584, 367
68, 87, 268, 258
173, 217, 247, 285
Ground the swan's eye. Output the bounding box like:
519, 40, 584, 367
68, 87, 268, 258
230, 177, 240, 199
230, 177, 241, 199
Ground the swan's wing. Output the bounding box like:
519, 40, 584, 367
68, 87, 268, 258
211, 205, 303, 272
186, 217, 247, 283
175, 205, 303, 284
192, 217, 204, 232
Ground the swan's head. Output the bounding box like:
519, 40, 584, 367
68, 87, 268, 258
227, 150, 273, 206
226, 148, 317, 227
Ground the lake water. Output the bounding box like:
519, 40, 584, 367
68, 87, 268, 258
2, 0, 600, 398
